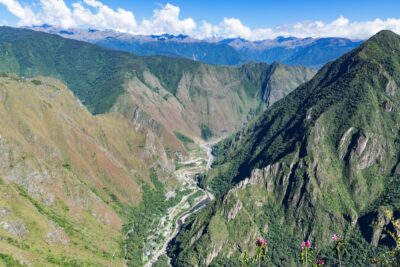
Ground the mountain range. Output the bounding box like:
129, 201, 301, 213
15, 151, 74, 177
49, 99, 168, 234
0, 26, 314, 266
168, 30, 400, 266
0, 24, 399, 267
29, 25, 363, 68
0, 27, 314, 147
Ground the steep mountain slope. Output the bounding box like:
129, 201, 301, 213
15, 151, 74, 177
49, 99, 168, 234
28, 26, 362, 68
169, 30, 400, 266
113, 61, 314, 140
0, 27, 315, 148
0, 75, 173, 266
0, 27, 315, 266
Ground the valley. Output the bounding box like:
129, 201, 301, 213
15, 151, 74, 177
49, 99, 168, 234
0, 16, 398, 266
0, 27, 315, 267
168, 30, 400, 267
144, 140, 216, 267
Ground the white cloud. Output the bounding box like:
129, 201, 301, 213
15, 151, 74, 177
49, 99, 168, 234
83, 0, 103, 9
265, 16, 400, 40
139, 3, 196, 35
1, 1, 400, 40
38, 0, 76, 28
0, 0, 40, 25
217, 18, 252, 39
71, 1, 136, 32
197, 15, 400, 40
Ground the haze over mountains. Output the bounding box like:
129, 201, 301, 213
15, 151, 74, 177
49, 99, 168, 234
29, 25, 363, 68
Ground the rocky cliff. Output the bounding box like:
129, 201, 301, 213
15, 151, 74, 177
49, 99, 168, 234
169, 30, 400, 266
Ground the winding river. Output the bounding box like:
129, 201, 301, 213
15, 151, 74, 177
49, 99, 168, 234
144, 140, 216, 267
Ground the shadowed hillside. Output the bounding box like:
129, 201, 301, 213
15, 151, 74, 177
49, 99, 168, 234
169, 30, 400, 266
0, 27, 315, 150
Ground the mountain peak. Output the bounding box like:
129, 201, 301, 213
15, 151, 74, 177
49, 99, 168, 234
363, 29, 400, 50
171, 25, 400, 267
275, 36, 298, 42
371, 29, 399, 39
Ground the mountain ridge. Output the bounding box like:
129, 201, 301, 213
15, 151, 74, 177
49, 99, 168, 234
168, 30, 400, 266
0, 74, 173, 266
0, 27, 316, 266
0, 26, 315, 152
27, 25, 363, 68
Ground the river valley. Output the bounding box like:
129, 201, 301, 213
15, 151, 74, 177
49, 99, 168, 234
142, 139, 217, 267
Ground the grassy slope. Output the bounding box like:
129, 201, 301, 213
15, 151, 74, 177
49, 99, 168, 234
169, 30, 400, 266
0, 75, 173, 266
0, 27, 315, 142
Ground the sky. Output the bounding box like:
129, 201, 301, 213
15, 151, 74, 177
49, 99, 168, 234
0, 0, 400, 40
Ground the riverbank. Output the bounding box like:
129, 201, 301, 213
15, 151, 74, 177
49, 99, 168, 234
142, 139, 217, 266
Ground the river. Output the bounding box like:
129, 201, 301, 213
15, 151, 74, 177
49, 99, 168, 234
143, 140, 217, 267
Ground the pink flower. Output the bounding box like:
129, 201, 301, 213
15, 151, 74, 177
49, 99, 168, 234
315, 258, 325, 266
301, 240, 311, 250
256, 238, 267, 247
332, 233, 338, 242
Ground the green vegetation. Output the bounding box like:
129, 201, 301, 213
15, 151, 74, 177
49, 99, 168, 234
62, 162, 72, 171
15, 185, 76, 235
187, 191, 204, 206
153, 255, 170, 267
175, 161, 197, 170
0, 27, 315, 145
138, 56, 200, 96
371, 214, 400, 266
0, 253, 27, 267
31, 79, 42, 85
46, 255, 95, 267
123, 169, 193, 266
0, 27, 131, 113
174, 131, 194, 145
169, 30, 400, 266
0, 27, 201, 113
200, 124, 214, 140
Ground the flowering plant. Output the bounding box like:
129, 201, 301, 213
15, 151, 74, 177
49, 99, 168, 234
255, 238, 268, 267
241, 238, 268, 267
331, 233, 345, 267
315, 258, 325, 266
300, 240, 315, 267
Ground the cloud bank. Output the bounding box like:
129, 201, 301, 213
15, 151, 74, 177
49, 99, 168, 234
1, 0, 400, 40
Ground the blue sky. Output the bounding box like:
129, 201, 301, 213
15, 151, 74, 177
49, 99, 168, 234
1, 0, 400, 40
83, 0, 400, 28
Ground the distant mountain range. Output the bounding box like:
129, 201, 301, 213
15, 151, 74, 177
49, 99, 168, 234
28, 25, 363, 68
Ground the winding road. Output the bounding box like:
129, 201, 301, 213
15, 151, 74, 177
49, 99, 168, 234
143, 140, 216, 267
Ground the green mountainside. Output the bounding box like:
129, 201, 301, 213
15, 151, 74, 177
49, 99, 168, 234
169, 30, 400, 266
0, 27, 316, 266
0, 27, 315, 148
0, 75, 174, 266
